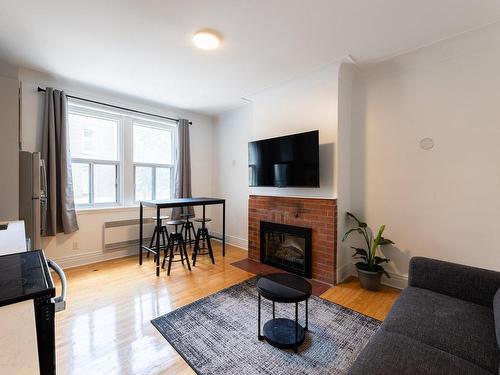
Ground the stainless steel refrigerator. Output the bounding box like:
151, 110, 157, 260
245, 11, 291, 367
19, 151, 47, 250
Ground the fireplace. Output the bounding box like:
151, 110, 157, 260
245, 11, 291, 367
260, 221, 312, 278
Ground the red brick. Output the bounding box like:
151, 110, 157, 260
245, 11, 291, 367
248, 195, 338, 284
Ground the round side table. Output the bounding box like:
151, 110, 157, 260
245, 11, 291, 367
256, 273, 312, 353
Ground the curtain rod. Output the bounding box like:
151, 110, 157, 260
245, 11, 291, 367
37, 86, 192, 125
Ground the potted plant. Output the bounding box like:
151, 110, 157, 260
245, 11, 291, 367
342, 212, 394, 291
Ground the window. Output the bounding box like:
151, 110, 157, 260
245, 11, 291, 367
68, 101, 176, 208
133, 122, 174, 201
69, 108, 120, 207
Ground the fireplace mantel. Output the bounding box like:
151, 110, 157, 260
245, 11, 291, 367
248, 195, 337, 284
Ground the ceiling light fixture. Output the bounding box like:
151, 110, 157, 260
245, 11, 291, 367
192, 29, 221, 50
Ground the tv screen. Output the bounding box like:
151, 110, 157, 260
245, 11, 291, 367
248, 130, 320, 187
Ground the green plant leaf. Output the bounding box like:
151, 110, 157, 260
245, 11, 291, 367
376, 265, 391, 278
379, 237, 395, 245
355, 262, 370, 271
351, 247, 368, 261
346, 212, 368, 228
351, 247, 368, 257
342, 228, 363, 242
374, 256, 390, 265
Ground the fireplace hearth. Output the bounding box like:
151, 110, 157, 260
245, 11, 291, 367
260, 221, 312, 278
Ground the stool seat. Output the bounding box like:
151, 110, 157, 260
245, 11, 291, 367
162, 227, 191, 275
152, 215, 169, 221
166, 219, 185, 226
194, 217, 212, 223
180, 213, 195, 219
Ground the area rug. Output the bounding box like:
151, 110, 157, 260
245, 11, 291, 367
151, 278, 380, 375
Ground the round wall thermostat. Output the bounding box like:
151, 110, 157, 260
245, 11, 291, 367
419, 138, 434, 150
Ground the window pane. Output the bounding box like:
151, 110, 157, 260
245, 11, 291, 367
72, 163, 90, 205
135, 166, 153, 201
69, 112, 119, 161
94, 164, 117, 203
133, 124, 172, 164
155, 168, 171, 200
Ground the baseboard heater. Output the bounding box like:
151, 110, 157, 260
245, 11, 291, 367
103, 218, 154, 251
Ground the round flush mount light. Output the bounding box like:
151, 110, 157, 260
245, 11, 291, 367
419, 137, 435, 150
192, 29, 222, 50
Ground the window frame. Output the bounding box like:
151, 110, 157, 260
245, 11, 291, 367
132, 119, 176, 202
68, 104, 122, 208
71, 159, 120, 207
68, 99, 177, 209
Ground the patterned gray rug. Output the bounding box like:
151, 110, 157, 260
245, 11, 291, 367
151, 278, 380, 375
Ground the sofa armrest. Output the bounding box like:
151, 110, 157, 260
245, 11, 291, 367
408, 257, 500, 308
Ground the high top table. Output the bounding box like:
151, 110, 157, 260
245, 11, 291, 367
140, 198, 226, 276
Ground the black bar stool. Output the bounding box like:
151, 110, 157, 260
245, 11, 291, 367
180, 212, 197, 248
192, 218, 215, 266
147, 215, 169, 260
162, 219, 191, 275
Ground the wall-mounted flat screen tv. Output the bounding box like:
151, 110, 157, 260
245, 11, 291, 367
248, 130, 320, 187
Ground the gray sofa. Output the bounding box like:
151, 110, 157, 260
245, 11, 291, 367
349, 257, 500, 375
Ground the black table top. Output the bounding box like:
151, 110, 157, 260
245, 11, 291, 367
141, 197, 225, 208
0, 250, 55, 307
256, 273, 312, 303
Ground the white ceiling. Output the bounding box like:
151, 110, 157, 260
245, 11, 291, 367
0, 0, 499, 115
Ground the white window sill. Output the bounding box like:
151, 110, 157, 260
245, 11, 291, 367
76, 205, 146, 215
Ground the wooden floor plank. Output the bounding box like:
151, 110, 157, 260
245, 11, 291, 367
54, 244, 399, 374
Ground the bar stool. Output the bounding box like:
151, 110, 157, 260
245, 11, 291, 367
147, 215, 169, 260
192, 217, 215, 266
162, 219, 191, 275
180, 212, 197, 248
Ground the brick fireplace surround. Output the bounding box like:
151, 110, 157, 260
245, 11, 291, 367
248, 195, 338, 284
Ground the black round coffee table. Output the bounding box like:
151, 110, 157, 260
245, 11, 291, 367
256, 273, 312, 353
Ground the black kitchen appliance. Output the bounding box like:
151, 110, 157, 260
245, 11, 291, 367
0, 250, 66, 374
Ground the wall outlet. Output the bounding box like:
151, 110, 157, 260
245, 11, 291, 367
72, 241, 79, 250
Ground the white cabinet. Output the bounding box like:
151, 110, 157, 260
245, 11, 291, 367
0, 220, 39, 374
0, 300, 40, 375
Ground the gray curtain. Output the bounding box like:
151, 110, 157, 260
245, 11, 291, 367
172, 119, 194, 219
41, 88, 79, 235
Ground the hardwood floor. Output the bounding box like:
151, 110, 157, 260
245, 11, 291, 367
54, 244, 399, 374
321, 276, 401, 321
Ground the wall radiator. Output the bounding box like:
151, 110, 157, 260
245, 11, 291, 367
103, 218, 155, 250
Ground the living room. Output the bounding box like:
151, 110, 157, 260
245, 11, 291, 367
0, 1, 499, 374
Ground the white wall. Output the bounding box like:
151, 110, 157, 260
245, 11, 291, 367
251, 63, 339, 198
213, 63, 341, 249
0, 71, 19, 221
211, 104, 253, 249
349, 22, 500, 287
18, 68, 216, 267
336, 62, 354, 282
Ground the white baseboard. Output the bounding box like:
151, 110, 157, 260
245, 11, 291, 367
337, 262, 408, 290
51, 232, 248, 270
210, 231, 248, 250
51, 247, 137, 269
381, 272, 408, 289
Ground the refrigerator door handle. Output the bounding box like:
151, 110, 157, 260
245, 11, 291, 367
40, 159, 47, 198
47, 259, 67, 312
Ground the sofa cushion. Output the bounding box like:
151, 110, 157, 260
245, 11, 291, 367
348, 328, 492, 375
494, 288, 500, 349
383, 286, 499, 373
